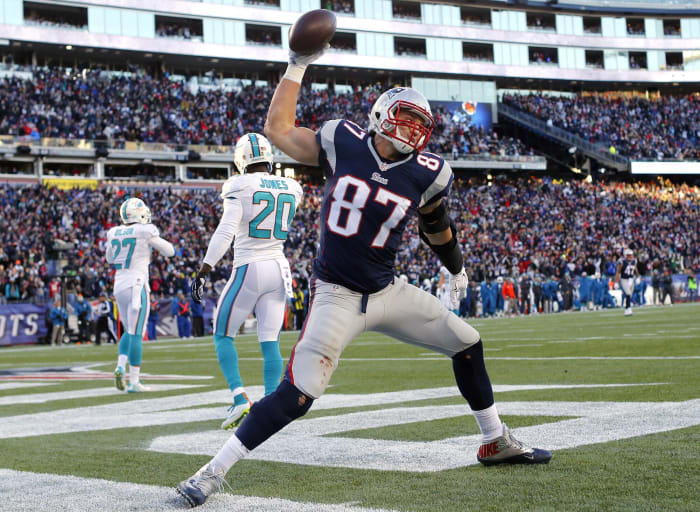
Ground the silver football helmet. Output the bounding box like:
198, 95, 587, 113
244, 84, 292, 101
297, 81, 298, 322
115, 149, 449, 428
233, 133, 273, 174
368, 87, 434, 154
119, 197, 151, 225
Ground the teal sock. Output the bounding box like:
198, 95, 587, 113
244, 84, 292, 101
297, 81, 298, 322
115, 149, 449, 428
128, 333, 143, 366
118, 333, 130, 357
214, 334, 243, 392
260, 340, 283, 396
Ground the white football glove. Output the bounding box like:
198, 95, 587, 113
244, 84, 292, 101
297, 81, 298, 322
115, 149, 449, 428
289, 44, 329, 67
449, 268, 469, 303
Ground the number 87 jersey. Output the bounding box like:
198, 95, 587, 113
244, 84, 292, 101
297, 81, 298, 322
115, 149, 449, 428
313, 119, 453, 294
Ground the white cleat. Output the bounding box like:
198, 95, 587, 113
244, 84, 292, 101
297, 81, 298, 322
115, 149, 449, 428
624, 308, 633, 316
126, 382, 152, 393
176, 463, 227, 508
221, 401, 252, 430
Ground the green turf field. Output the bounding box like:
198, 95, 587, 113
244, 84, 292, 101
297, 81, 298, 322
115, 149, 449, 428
1, 303, 699, 511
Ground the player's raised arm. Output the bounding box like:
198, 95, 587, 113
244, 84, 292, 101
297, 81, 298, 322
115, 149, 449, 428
264, 50, 325, 166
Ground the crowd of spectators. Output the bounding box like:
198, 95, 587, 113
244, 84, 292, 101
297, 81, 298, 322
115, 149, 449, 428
627, 20, 645, 36
503, 93, 700, 161
1, 176, 697, 308
392, 3, 421, 21
156, 23, 199, 41
323, 0, 354, 14
0, 67, 532, 159
24, 10, 87, 31
530, 51, 556, 65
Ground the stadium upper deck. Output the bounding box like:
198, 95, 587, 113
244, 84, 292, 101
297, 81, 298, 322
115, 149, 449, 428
1, 0, 699, 95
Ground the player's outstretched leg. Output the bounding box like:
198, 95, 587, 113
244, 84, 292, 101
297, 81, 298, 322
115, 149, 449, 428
452, 340, 552, 466
176, 379, 314, 507
215, 334, 252, 429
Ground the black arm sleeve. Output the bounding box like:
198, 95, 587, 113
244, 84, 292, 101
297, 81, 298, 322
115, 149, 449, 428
419, 218, 464, 275
418, 200, 450, 234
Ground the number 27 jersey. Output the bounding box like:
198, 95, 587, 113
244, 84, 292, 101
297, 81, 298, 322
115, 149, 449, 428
314, 119, 453, 294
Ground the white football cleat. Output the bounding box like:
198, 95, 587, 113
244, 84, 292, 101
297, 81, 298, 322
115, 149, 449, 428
477, 424, 552, 466
624, 308, 633, 316
221, 401, 252, 430
177, 463, 227, 508
126, 382, 151, 393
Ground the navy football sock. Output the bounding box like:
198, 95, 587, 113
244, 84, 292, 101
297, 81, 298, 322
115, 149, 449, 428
452, 340, 494, 411
236, 379, 313, 451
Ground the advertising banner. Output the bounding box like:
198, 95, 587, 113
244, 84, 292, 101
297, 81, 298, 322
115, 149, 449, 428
0, 303, 49, 346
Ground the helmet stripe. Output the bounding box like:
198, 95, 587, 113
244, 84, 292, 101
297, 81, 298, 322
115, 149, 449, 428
120, 199, 129, 222
249, 134, 260, 157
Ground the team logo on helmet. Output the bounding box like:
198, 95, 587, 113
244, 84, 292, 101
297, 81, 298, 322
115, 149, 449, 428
120, 198, 151, 225
368, 87, 434, 154
233, 133, 274, 174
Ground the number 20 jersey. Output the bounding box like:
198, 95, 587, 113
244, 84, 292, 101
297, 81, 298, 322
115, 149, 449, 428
314, 119, 454, 294
222, 173, 303, 267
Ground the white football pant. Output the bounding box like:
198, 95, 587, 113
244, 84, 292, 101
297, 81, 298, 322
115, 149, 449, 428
214, 259, 291, 341
288, 277, 481, 398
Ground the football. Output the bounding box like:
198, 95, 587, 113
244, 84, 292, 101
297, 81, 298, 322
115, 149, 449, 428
288, 9, 337, 54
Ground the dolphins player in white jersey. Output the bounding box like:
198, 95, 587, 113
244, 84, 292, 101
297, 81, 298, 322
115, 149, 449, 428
106, 198, 175, 392
191, 133, 303, 430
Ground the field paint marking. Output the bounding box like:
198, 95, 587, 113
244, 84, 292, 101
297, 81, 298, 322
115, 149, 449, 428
0, 384, 662, 440
507, 344, 543, 348
150, 398, 700, 472
0, 469, 398, 512
0, 384, 208, 406
0, 382, 55, 391
0, 364, 214, 382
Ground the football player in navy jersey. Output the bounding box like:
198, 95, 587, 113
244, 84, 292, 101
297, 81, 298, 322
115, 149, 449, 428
176, 47, 551, 507
615, 248, 639, 316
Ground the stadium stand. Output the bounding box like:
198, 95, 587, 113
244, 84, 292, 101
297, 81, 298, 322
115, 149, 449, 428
1, 177, 697, 308
0, 67, 531, 159
502, 93, 700, 161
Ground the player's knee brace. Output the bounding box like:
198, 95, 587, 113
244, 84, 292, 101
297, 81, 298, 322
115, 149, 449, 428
236, 379, 314, 451
452, 340, 494, 411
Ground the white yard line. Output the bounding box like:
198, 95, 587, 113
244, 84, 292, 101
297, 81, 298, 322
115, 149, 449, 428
0, 469, 399, 512
0, 384, 208, 406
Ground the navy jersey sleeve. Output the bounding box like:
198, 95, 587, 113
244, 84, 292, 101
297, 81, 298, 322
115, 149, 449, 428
315, 119, 344, 178
419, 157, 454, 208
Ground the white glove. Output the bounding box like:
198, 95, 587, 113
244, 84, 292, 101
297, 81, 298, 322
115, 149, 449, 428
449, 268, 469, 303
284, 44, 330, 83
289, 44, 329, 67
